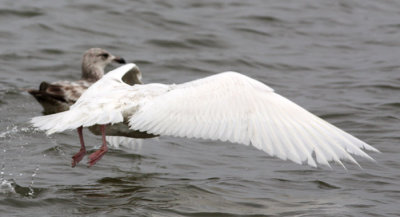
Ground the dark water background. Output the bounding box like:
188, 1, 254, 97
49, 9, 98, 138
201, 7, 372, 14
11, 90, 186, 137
0, 0, 399, 216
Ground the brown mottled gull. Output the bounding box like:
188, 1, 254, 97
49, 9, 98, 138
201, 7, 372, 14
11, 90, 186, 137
28, 48, 129, 115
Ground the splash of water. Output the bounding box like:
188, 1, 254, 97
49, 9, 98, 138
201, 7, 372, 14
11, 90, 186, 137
0, 144, 16, 194
0, 143, 41, 197
28, 166, 39, 197
0, 126, 18, 138
0, 159, 16, 194
0, 178, 16, 194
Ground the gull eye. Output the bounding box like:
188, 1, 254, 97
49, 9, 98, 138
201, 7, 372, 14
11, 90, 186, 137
99, 53, 109, 59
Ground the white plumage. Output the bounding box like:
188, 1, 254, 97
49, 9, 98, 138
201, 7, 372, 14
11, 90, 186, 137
31, 63, 379, 168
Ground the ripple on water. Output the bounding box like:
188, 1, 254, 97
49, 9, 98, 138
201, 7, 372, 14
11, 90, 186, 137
39, 49, 65, 55
0, 9, 44, 18
231, 27, 273, 37
60, 24, 117, 38
242, 15, 284, 24
184, 35, 230, 49
146, 39, 194, 49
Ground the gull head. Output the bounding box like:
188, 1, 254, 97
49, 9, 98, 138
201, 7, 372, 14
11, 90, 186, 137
81, 48, 126, 81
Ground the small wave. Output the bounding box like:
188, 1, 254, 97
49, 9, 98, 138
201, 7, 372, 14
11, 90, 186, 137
232, 27, 272, 37
319, 112, 354, 120
273, 178, 340, 190
175, 211, 270, 217
24, 63, 73, 72
353, 83, 400, 90
39, 49, 65, 55
259, 63, 314, 71
147, 39, 193, 49
67, 3, 109, 12
162, 62, 208, 74
311, 180, 340, 190
148, 34, 229, 50
200, 58, 258, 68
380, 102, 400, 108
163, 18, 192, 27
363, 40, 400, 47
188, 2, 226, 9
60, 24, 117, 37
27, 23, 55, 32
0, 9, 43, 18
184, 36, 229, 49
242, 15, 283, 24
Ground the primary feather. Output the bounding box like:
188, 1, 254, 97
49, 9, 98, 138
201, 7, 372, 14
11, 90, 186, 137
31, 64, 379, 167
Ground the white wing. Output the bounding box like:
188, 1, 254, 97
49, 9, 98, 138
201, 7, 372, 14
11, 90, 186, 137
129, 72, 378, 167
31, 64, 139, 134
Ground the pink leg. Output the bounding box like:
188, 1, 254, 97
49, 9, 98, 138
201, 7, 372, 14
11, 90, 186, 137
88, 125, 108, 167
71, 126, 86, 167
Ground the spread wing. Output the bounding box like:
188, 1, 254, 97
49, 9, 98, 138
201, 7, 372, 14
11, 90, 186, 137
129, 72, 378, 167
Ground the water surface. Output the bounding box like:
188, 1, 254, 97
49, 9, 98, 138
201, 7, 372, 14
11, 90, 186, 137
0, 0, 399, 216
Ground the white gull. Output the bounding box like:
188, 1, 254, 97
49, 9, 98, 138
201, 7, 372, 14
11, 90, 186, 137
31, 63, 379, 168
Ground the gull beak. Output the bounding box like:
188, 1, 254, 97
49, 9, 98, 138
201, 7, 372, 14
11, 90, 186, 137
113, 56, 126, 64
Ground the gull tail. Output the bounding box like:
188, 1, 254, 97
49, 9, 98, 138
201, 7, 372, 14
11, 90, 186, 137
31, 108, 123, 135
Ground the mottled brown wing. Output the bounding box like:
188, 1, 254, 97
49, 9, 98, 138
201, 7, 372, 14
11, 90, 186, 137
28, 80, 92, 114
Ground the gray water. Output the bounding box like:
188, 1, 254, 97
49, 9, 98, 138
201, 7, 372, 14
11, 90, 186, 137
0, 0, 399, 216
